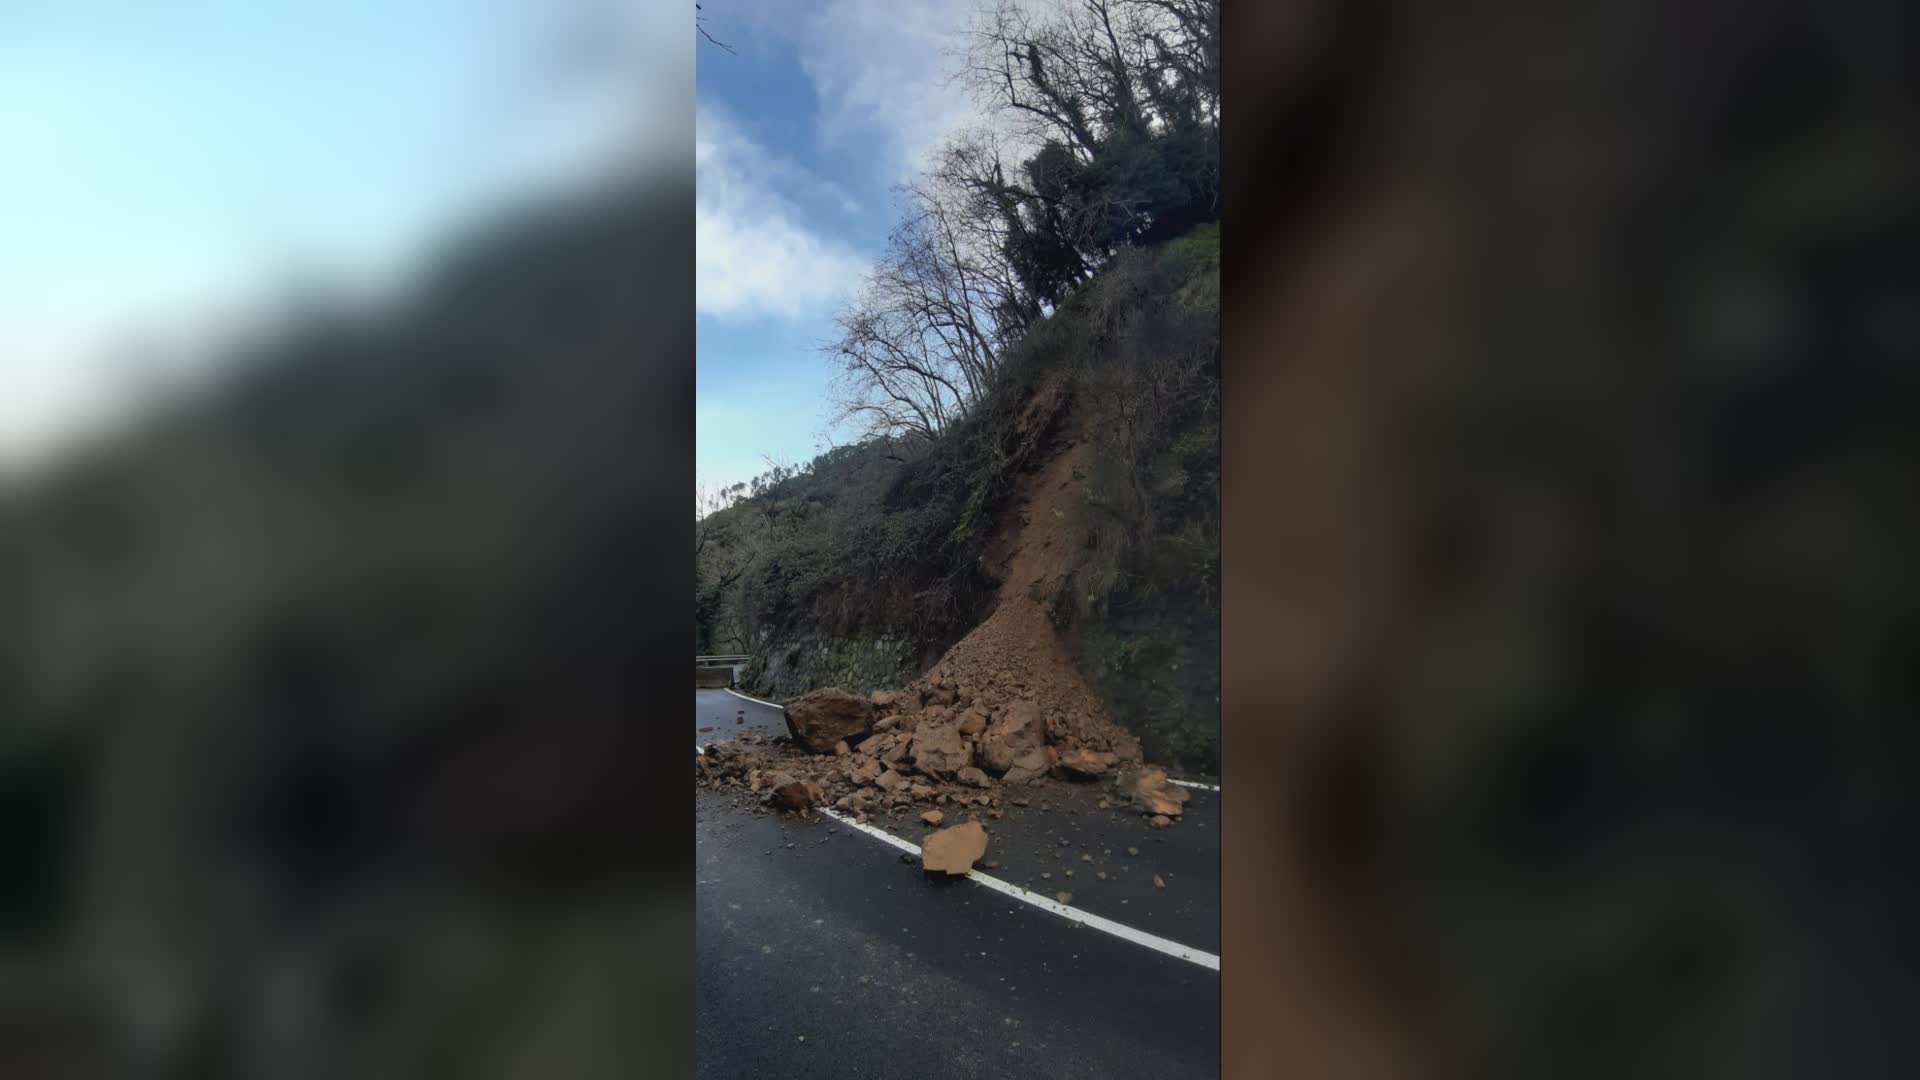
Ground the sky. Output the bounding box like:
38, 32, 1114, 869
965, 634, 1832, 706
694, 0, 984, 497
0, 0, 689, 473
0, 0, 988, 491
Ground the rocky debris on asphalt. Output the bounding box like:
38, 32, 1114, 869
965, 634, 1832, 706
1058, 747, 1119, 778
1118, 766, 1191, 818
921, 821, 988, 875
910, 718, 971, 777
782, 687, 874, 753
979, 700, 1048, 774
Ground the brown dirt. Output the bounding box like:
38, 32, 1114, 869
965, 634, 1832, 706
910, 441, 1143, 761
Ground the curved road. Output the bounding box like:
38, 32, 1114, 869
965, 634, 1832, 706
695, 689, 1220, 1079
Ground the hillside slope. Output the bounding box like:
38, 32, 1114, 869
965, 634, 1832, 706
698, 225, 1219, 772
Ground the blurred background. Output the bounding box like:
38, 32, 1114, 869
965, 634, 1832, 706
1, 2, 694, 1077
1223, 1, 1920, 1077
5, 0, 1917, 1076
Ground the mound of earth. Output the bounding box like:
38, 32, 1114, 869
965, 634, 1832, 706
901, 442, 1142, 765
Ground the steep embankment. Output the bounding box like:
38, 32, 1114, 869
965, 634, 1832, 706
700, 226, 1219, 772
905, 437, 1141, 762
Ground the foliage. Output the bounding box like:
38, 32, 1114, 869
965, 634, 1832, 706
828, 0, 1219, 440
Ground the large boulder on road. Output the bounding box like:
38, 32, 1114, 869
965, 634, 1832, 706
921, 821, 989, 875
783, 687, 874, 753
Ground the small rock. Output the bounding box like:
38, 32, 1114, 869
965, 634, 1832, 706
833, 740, 850, 756
1127, 846, 1139, 856
1055, 891, 1073, 905
1150, 815, 1171, 828
922, 810, 945, 826
1154, 875, 1166, 889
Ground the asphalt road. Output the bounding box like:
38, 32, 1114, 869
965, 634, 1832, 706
695, 689, 1221, 1079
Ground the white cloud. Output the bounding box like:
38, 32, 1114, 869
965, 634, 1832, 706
696, 101, 867, 320
706, 0, 989, 183
795, 0, 982, 180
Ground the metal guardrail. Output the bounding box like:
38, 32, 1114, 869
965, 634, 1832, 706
695, 655, 752, 689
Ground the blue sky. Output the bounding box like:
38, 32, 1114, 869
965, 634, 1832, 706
0, 0, 987, 491
694, 0, 982, 496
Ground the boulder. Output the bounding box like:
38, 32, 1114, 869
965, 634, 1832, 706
921, 821, 989, 875
871, 689, 898, 709
874, 769, 908, 793
980, 700, 1048, 774
957, 766, 993, 788
1119, 765, 1191, 817
1058, 748, 1118, 779
911, 719, 971, 777
1001, 748, 1050, 785
763, 772, 813, 812
783, 688, 874, 753
956, 706, 989, 737
882, 738, 913, 768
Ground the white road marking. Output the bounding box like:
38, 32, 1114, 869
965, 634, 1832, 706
818, 807, 1221, 972
1168, 778, 1220, 792
723, 687, 784, 710
699, 698, 1222, 969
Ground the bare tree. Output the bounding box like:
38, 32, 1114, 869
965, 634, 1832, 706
696, 3, 735, 53
825, 0, 1220, 440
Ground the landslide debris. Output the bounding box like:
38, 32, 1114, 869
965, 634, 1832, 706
783, 687, 874, 752
921, 821, 988, 875
1118, 766, 1191, 818
698, 445, 1207, 825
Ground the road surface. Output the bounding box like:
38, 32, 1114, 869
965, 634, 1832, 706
695, 689, 1221, 1079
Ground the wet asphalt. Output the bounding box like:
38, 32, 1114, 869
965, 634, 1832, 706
695, 689, 1221, 1079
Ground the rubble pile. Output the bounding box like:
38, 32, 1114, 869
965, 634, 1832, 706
696, 694, 1188, 828
697, 442, 1197, 825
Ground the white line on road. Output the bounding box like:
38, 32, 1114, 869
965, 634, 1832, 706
700, 704, 1222, 969
1168, 778, 1220, 792
819, 807, 1221, 972
723, 687, 784, 710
